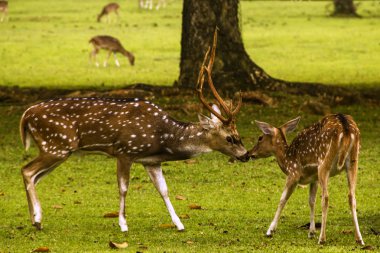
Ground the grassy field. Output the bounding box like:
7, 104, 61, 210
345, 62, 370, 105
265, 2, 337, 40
0, 0, 379, 88
0, 96, 379, 252
0, 0, 379, 252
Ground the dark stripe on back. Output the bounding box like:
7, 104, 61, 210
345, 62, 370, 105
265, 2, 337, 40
336, 113, 350, 135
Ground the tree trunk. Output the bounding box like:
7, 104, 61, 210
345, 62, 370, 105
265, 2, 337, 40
178, 0, 276, 92
332, 0, 359, 17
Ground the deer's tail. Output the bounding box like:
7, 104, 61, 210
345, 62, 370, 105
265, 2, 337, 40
19, 113, 31, 151
336, 114, 354, 169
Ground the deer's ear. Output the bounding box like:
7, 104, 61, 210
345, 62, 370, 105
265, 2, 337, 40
198, 114, 219, 130
280, 116, 301, 134
210, 104, 222, 125
255, 120, 275, 135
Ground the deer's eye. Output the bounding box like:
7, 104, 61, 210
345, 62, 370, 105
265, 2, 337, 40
226, 136, 234, 144
258, 136, 263, 142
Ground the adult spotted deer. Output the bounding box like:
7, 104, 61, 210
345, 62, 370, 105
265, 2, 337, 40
139, 0, 166, 10
97, 2, 119, 23
0, 0, 8, 22
248, 114, 364, 245
20, 30, 248, 232
89, 35, 135, 67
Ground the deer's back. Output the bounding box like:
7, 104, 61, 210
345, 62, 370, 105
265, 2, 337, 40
288, 114, 359, 168
22, 97, 170, 157
90, 35, 123, 52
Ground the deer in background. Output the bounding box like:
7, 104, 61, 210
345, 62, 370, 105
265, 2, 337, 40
248, 114, 364, 245
97, 2, 120, 23
0, 1, 8, 22
89, 35, 135, 67
139, 0, 166, 10
20, 30, 248, 232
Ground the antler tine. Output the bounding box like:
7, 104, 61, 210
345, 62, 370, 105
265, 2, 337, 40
196, 46, 229, 123
231, 91, 243, 116
204, 29, 231, 118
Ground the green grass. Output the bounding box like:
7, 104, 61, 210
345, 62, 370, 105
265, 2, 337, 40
0, 0, 379, 88
0, 0, 379, 252
0, 95, 379, 252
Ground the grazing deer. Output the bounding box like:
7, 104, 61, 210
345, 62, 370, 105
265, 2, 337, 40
20, 30, 248, 232
89, 35, 135, 67
0, 1, 8, 22
139, 0, 166, 10
97, 2, 119, 23
248, 114, 364, 245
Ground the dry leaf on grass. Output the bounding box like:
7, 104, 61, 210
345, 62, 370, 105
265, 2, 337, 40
179, 214, 190, 219
189, 203, 202, 210
341, 229, 353, 234
32, 247, 50, 252
52, 205, 63, 209
175, 195, 187, 200
159, 223, 176, 228
109, 241, 128, 249
361, 245, 375, 251
184, 159, 197, 164
103, 211, 119, 218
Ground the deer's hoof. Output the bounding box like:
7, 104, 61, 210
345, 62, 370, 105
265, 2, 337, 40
308, 231, 316, 239
318, 239, 326, 245
33, 222, 42, 230
356, 239, 365, 246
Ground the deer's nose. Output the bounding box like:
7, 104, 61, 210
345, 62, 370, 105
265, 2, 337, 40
237, 152, 249, 162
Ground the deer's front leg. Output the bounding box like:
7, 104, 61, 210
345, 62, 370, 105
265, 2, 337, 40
144, 164, 184, 231
308, 181, 318, 238
266, 177, 297, 237
117, 157, 132, 232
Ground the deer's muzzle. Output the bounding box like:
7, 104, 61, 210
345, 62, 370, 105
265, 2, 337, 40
236, 152, 250, 162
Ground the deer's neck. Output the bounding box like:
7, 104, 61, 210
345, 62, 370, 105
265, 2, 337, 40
162, 119, 212, 156
272, 132, 292, 175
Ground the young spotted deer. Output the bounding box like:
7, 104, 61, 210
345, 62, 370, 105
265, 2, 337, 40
0, 1, 8, 22
89, 35, 135, 67
97, 2, 119, 23
20, 30, 248, 232
249, 114, 364, 245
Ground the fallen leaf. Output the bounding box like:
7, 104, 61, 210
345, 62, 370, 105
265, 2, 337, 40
132, 184, 143, 190
52, 205, 63, 209
179, 214, 190, 219
370, 227, 379, 235
175, 195, 187, 200
341, 229, 352, 234
32, 247, 50, 252
103, 212, 119, 218
184, 159, 197, 164
361, 245, 375, 251
185, 240, 194, 244
109, 241, 128, 249
189, 203, 202, 210
73, 200, 81, 204
159, 223, 176, 228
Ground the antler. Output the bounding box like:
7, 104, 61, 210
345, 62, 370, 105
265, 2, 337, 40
196, 29, 242, 124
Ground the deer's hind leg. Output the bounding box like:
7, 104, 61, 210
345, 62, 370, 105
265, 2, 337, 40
21, 153, 68, 229
308, 181, 318, 238
346, 137, 364, 245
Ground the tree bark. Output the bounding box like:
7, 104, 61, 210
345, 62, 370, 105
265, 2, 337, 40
178, 0, 276, 92
332, 0, 359, 17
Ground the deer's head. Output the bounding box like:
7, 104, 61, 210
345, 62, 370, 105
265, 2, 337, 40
196, 29, 248, 162
249, 117, 301, 159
